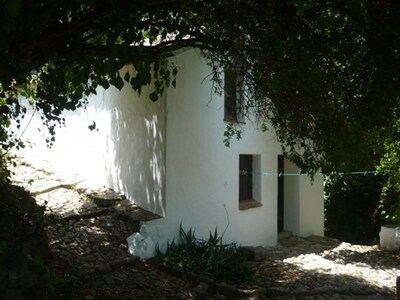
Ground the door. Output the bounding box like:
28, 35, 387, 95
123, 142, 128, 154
277, 155, 284, 232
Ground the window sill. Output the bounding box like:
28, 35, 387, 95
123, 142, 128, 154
224, 116, 237, 122
223, 118, 246, 124
239, 199, 262, 210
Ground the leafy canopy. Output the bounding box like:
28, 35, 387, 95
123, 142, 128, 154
0, 0, 399, 178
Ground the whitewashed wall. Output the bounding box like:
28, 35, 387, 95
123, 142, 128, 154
16, 49, 324, 252
144, 49, 286, 250
17, 66, 166, 216
284, 159, 324, 236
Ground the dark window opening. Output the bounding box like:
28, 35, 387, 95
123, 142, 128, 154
224, 69, 244, 122
239, 154, 253, 201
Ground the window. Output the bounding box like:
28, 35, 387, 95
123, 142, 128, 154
239, 154, 262, 210
224, 69, 244, 122
239, 155, 253, 201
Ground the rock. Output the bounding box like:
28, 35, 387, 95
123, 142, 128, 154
81, 201, 97, 211
239, 246, 266, 261
397, 277, 400, 299
294, 283, 310, 294
9, 157, 400, 299
127, 232, 156, 259
380, 225, 400, 251
7, 259, 37, 290
4, 289, 25, 300
266, 286, 291, 296
115, 199, 161, 221
102, 275, 115, 285
215, 282, 239, 298
193, 282, 209, 296
0, 267, 7, 282
109, 256, 140, 269
91, 189, 124, 207
96, 263, 112, 273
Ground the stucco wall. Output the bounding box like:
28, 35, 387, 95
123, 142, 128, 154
17, 66, 166, 216
144, 49, 284, 250
15, 49, 324, 251
283, 159, 324, 237
284, 159, 301, 235
299, 175, 325, 236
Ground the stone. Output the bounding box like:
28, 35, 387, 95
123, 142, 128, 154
8, 156, 400, 299
103, 275, 115, 285
81, 201, 97, 211
215, 283, 239, 298
115, 199, 161, 221
380, 225, 400, 251
91, 189, 124, 207
294, 283, 310, 293
0, 267, 7, 282
127, 232, 156, 259
96, 263, 112, 273
8, 265, 37, 289
193, 282, 209, 296
5, 289, 25, 300
239, 246, 266, 261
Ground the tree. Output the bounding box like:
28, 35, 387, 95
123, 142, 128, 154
378, 117, 400, 223
210, 0, 400, 175
0, 0, 399, 181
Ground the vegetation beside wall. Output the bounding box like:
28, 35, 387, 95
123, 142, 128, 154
156, 226, 253, 283
378, 117, 400, 224
324, 174, 386, 245
0, 184, 54, 299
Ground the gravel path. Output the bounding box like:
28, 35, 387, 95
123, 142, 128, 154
249, 235, 399, 299
10, 157, 400, 299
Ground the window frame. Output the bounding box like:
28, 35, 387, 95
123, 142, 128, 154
224, 69, 245, 123
239, 154, 262, 210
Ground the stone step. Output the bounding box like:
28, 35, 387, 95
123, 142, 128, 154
278, 230, 293, 241
114, 199, 161, 222
89, 188, 125, 207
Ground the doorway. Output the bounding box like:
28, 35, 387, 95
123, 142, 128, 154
277, 155, 284, 232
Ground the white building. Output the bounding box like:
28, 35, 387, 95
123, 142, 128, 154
17, 48, 324, 253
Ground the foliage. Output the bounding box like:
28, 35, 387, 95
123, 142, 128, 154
324, 173, 386, 244
223, 123, 242, 148
2, 0, 399, 294
378, 117, 400, 223
0, 183, 55, 298
205, 0, 400, 175
156, 226, 253, 283
0, 1, 399, 222
379, 186, 400, 224
0, 83, 24, 184
0, 0, 397, 177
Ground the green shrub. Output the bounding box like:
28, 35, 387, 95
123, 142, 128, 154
324, 173, 386, 245
0, 184, 55, 299
156, 226, 253, 283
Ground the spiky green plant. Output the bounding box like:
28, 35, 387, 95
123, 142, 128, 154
156, 225, 253, 283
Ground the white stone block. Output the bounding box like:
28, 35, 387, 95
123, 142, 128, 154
380, 225, 400, 251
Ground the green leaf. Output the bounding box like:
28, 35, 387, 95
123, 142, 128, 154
4, 0, 21, 17
111, 75, 124, 90
172, 67, 178, 76
0, 16, 15, 32
149, 91, 158, 102
123, 71, 130, 83
130, 76, 142, 94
